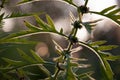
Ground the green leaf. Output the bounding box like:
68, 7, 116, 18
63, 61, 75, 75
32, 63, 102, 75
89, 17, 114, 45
108, 8, 120, 15
30, 50, 45, 63
66, 55, 77, 80
5, 12, 43, 19
46, 15, 56, 30
100, 59, 113, 80
106, 55, 120, 61
24, 21, 41, 31
82, 19, 102, 33
52, 40, 63, 55
17, 0, 33, 5
97, 45, 118, 51
0, 38, 37, 44
2, 58, 25, 66
100, 5, 117, 14
17, 49, 36, 63
77, 71, 94, 79
100, 53, 120, 61
89, 40, 107, 47
90, 5, 120, 26
66, 66, 77, 80
2, 30, 41, 39
34, 15, 50, 30
78, 41, 114, 80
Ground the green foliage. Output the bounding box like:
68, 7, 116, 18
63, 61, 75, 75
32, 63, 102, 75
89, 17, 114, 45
6, 12, 43, 19
0, 0, 120, 80
90, 5, 120, 26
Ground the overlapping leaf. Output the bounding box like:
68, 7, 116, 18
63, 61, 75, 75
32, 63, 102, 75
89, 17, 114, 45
90, 5, 120, 26
77, 71, 94, 79
65, 55, 77, 80
5, 12, 43, 19
82, 19, 102, 33
78, 40, 120, 80
2, 15, 65, 40
1, 49, 53, 75
2, 58, 26, 66
0, 38, 37, 44
17, 0, 34, 5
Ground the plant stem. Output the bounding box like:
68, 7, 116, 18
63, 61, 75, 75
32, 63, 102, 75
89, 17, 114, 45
0, 0, 6, 8
84, 0, 89, 7
53, 69, 60, 80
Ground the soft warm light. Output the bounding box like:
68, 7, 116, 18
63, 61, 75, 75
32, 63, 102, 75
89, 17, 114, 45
35, 42, 49, 58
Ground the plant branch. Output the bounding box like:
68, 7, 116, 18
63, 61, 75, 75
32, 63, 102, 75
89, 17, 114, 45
84, 0, 89, 7
53, 68, 60, 80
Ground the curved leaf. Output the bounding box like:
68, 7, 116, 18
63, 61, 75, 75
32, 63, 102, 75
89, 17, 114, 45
98, 45, 118, 51
65, 54, 77, 80
17, 49, 36, 63
17, 0, 34, 5
30, 50, 45, 63
5, 12, 43, 19
89, 40, 107, 46
46, 15, 56, 31
90, 5, 120, 26
100, 5, 117, 14
2, 58, 26, 66
78, 41, 114, 80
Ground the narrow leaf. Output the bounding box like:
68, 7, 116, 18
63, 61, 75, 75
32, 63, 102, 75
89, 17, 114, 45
98, 45, 118, 51
2, 30, 41, 39
78, 41, 113, 80
17, 49, 36, 63
108, 8, 120, 15
66, 55, 77, 80
82, 19, 102, 33
102, 59, 113, 80
17, 0, 33, 5
34, 15, 49, 30
52, 40, 63, 55
30, 50, 45, 63
105, 55, 120, 61
90, 5, 120, 26
89, 40, 107, 46
77, 71, 94, 79
24, 21, 41, 31
100, 5, 117, 14
46, 15, 56, 30
66, 67, 77, 80
2, 58, 25, 66
0, 39, 37, 44
5, 12, 43, 19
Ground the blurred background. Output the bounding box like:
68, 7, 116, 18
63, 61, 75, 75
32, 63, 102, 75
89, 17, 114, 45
0, 0, 120, 79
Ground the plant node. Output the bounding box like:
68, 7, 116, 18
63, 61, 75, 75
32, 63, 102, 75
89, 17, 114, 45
78, 5, 89, 14
73, 21, 82, 29
68, 36, 78, 44
56, 62, 65, 71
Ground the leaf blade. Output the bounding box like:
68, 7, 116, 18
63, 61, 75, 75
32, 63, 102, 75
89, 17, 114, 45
30, 50, 45, 63
100, 5, 117, 14
46, 15, 56, 30
17, 49, 36, 63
